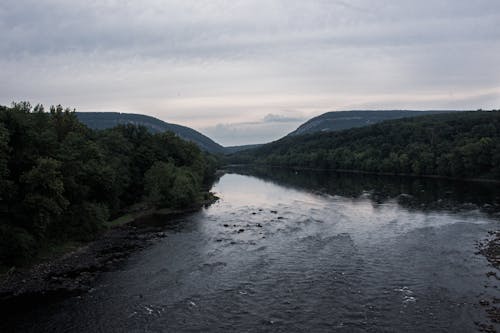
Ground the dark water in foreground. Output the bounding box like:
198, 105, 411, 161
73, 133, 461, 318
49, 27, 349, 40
5, 169, 500, 332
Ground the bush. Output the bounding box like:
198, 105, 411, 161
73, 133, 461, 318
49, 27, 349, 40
0, 224, 36, 266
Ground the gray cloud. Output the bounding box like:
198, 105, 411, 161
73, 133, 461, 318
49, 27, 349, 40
200, 111, 306, 145
201, 121, 304, 146
1, 0, 499, 145
262, 113, 305, 123
2, 1, 499, 59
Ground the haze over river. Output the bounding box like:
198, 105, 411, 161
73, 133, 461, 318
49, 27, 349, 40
5, 168, 500, 332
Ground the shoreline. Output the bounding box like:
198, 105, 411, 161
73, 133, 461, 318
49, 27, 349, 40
0, 193, 219, 312
224, 164, 500, 184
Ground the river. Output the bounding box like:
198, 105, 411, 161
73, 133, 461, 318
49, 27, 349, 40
4, 168, 500, 332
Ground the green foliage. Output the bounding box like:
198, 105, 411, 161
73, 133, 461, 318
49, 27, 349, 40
62, 203, 110, 241
144, 162, 201, 208
288, 110, 455, 136
0, 102, 218, 265
170, 168, 200, 208
0, 123, 10, 200
20, 157, 69, 238
0, 224, 36, 265
231, 111, 500, 180
145, 161, 176, 206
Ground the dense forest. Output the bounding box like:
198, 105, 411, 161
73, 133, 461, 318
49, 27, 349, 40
0, 102, 218, 265
287, 110, 455, 136
230, 111, 500, 180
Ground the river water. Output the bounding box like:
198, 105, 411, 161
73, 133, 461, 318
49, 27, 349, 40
5, 168, 500, 332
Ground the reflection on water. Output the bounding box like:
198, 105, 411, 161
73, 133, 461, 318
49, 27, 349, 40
3, 168, 500, 332
230, 166, 500, 214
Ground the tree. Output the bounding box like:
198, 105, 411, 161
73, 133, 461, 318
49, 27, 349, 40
20, 157, 68, 238
144, 161, 176, 207
144, 162, 200, 208
0, 102, 216, 265
170, 168, 199, 207
0, 124, 10, 198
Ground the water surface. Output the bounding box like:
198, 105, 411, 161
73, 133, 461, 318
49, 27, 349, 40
5, 169, 500, 332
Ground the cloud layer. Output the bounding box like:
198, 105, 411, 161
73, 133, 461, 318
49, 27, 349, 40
1, 0, 499, 145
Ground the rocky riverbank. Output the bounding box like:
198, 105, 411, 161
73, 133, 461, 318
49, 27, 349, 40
0, 225, 163, 312
0, 195, 219, 313
477, 231, 500, 332
479, 231, 500, 270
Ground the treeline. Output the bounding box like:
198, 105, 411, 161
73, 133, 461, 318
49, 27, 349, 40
230, 111, 500, 180
0, 102, 218, 265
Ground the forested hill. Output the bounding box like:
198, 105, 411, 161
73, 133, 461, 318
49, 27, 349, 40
76, 112, 225, 154
0, 103, 218, 265
288, 110, 458, 136
230, 111, 500, 180
224, 144, 263, 154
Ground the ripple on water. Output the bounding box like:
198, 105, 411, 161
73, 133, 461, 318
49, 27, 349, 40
2, 172, 499, 332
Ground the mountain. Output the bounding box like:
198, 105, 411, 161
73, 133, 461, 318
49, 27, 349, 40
76, 112, 225, 154
224, 144, 263, 154
288, 110, 460, 136
230, 111, 500, 180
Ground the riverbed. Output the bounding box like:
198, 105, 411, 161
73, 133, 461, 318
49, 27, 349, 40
3, 168, 499, 332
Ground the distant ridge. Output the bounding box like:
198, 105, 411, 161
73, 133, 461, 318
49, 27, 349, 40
288, 110, 461, 136
224, 144, 263, 154
76, 112, 225, 154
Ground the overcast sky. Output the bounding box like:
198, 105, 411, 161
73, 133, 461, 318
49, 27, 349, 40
1, 1, 499, 145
